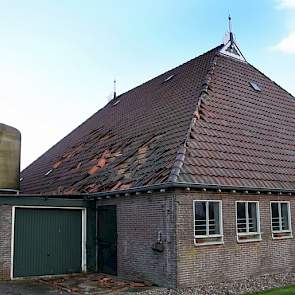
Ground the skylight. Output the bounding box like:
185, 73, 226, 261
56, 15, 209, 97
250, 81, 261, 92
45, 169, 53, 176
112, 100, 120, 107
163, 74, 175, 83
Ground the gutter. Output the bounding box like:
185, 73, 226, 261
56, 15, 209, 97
0, 189, 19, 194
0, 193, 87, 200
86, 181, 295, 200
4, 182, 294, 200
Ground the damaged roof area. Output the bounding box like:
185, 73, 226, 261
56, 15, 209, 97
20, 46, 220, 194
21, 44, 295, 195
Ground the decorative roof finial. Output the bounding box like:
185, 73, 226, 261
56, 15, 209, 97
220, 14, 246, 62
113, 79, 117, 100
228, 14, 234, 44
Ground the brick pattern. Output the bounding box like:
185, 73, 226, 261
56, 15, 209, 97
176, 191, 295, 287
97, 193, 177, 288
0, 205, 12, 280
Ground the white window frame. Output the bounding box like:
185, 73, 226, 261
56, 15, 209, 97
193, 200, 223, 246
236, 201, 261, 243
270, 201, 292, 240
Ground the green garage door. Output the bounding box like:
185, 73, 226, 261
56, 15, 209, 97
13, 207, 83, 278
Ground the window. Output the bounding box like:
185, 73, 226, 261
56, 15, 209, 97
163, 74, 175, 83
236, 201, 261, 242
271, 202, 292, 239
193, 200, 223, 246
250, 81, 262, 92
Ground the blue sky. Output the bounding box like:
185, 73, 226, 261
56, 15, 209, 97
1, 0, 294, 169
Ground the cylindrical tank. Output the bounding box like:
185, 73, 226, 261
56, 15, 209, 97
0, 123, 21, 192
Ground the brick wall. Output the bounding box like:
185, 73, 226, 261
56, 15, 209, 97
0, 205, 12, 280
176, 191, 295, 287
97, 193, 177, 287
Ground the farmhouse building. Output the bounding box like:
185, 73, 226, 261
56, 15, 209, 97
0, 30, 295, 288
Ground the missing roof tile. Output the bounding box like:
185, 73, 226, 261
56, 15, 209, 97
250, 81, 261, 92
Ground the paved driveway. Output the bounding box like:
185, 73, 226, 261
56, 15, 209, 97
0, 280, 70, 295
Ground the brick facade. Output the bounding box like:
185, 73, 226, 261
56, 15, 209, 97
176, 191, 295, 287
0, 205, 12, 280
97, 193, 177, 287
0, 191, 294, 288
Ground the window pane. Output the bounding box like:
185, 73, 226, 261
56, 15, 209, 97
195, 202, 206, 235
209, 202, 220, 235
271, 203, 280, 231
281, 203, 290, 231
248, 202, 258, 233
237, 202, 246, 233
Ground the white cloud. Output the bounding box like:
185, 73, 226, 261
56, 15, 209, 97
276, 0, 295, 9
274, 31, 295, 53
274, 0, 295, 54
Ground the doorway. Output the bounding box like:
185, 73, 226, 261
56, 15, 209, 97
97, 206, 117, 275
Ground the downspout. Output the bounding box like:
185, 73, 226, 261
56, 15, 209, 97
173, 190, 178, 288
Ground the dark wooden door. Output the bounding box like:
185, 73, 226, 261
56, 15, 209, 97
97, 206, 117, 275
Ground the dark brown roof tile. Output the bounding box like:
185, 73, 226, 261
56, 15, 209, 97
21, 45, 295, 194
21, 46, 221, 194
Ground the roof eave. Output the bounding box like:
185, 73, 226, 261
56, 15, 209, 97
85, 182, 295, 199
15, 181, 295, 200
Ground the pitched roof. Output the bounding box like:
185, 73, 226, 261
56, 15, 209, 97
20, 46, 220, 194
20, 44, 295, 194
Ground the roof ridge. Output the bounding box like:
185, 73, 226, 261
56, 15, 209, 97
167, 51, 220, 183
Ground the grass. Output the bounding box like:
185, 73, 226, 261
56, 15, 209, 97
250, 286, 295, 294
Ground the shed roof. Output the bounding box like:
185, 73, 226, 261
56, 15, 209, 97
20, 44, 295, 194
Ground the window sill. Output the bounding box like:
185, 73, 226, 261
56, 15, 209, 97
272, 233, 293, 240
194, 240, 224, 247
237, 238, 262, 244
194, 236, 224, 247
237, 233, 262, 243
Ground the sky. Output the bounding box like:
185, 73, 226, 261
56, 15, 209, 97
1, 0, 295, 169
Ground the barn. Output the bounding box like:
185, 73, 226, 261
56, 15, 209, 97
1, 30, 295, 288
